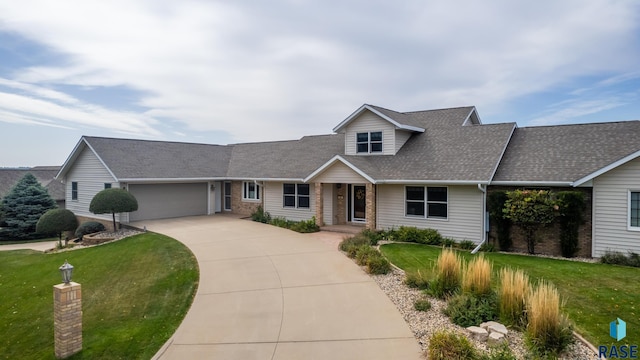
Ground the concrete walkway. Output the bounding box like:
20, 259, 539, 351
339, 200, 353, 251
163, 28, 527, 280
134, 215, 421, 360
0, 240, 58, 252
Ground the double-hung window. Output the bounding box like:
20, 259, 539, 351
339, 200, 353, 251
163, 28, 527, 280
283, 183, 310, 209
104, 183, 112, 189
405, 186, 448, 219
356, 131, 383, 154
630, 191, 640, 229
243, 181, 260, 201
71, 182, 78, 200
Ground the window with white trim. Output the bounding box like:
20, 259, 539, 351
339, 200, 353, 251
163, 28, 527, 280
71, 182, 78, 200
243, 181, 260, 201
405, 186, 448, 219
630, 191, 640, 228
104, 183, 112, 189
356, 131, 383, 154
283, 183, 310, 209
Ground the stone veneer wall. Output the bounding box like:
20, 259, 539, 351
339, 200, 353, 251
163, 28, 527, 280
335, 184, 346, 225
229, 181, 262, 217
487, 187, 593, 258
365, 183, 376, 230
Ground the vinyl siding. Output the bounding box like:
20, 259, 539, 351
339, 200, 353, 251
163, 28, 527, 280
395, 130, 413, 153
313, 162, 369, 184
264, 182, 316, 222
592, 157, 640, 257
323, 185, 334, 225
64, 147, 117, 221
344, 112, 396, 155
377, 184, 483, 242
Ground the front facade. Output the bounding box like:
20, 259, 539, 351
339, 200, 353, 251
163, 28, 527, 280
56, 104, 640, 257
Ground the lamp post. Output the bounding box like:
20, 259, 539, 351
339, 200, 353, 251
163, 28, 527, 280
54, 261, 82, 358
59, 260, 74, 284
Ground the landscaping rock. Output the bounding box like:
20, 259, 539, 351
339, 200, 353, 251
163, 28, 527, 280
466, 326, 489, 342
488, 331, 507, 346
483, 321, 508, 336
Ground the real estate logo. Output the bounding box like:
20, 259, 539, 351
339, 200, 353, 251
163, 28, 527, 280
612, 318, 627, 342
599, 317, 638, 359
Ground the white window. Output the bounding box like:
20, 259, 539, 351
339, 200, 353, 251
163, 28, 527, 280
356, 131, 383, 154
629, 191, 640, 229
405, 186, 448, 219
283, 183, 310, 209
71, 182, 78, 200
243, 181, 260, 201
104, 183, 112, 189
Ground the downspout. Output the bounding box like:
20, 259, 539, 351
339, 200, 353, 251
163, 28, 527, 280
471, 184, 487, 254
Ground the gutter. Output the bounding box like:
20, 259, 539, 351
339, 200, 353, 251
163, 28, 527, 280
471, 183, 487, 254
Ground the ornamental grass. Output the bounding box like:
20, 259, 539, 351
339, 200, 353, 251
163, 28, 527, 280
499, 268, 530, 328
461, 254, 492, 296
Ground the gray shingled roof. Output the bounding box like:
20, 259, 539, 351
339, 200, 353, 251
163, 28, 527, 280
0, 167, 64, 200
492, 121, 640, 183
84, 137, 233, 179
369, 105, 476, 129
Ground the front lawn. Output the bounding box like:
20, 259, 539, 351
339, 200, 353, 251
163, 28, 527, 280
381, 243, 639, 348
0, 232, 199, 360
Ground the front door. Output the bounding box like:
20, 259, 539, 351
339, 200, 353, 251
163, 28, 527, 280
351, 185, 366, 222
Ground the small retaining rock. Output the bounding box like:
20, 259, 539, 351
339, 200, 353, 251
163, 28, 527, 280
467, 326, 489, 342
481, 321, 509, 336
488, 331, 507, 346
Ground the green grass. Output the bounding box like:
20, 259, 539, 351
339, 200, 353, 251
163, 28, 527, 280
381, 243, 639, 348
0, 232, 199, 360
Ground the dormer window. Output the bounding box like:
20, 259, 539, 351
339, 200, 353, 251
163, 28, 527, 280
356, 131, 383, 154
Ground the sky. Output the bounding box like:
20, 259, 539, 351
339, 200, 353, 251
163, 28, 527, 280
0, 0, 639, 167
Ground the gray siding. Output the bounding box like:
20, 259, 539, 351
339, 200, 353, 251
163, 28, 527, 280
592, 157, 640, 257
344, 112, 396, 155
314, 162, 368, 184
377, 184, 483, 242
264, 182, 316, 222
64, 147, 117, 221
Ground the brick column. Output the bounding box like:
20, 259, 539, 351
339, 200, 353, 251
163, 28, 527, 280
336, 184, 346, 225
365, 183, 376, 230
54, 282, 82, 359
315, 183, 324, 226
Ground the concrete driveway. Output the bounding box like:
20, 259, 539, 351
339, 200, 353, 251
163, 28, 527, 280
136, 215, 421, 360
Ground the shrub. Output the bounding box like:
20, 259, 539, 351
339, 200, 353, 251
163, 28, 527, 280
405, 270, 430, 290
90, 188, 138, 231
355, 246, 379, 266
499, 268, 530, 328
366, 253, 391, 274
429, 247, 462, 298
250, 205, 271, 223
480, 242, 496, 252
503, 189, 556, 254
360, 228, 385, 245
395, 226, 423, 243
442, 237, 456, 247
487, 191, 512, 251
269, 216, 290, 228
556, 191, 586, 258
478, 343, 517, 360
289, 217, 320, 233
600, 251, 640, 268
36, 209, 78, 246
414, 298, 431, 311
459, 240, 475, 250
427, 330, 478, 360
75, 221, 106, 240
418, 228, 443, 245
339, 235, 370, 258
526, 281, 574, 357
444, 292, 499, 327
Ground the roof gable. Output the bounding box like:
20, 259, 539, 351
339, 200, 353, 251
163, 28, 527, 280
332, 104, 426, 133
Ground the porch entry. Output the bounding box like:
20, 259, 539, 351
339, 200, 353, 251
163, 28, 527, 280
349, 184, 366, 223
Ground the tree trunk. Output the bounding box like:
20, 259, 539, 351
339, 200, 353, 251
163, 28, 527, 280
112, 212, 117, 232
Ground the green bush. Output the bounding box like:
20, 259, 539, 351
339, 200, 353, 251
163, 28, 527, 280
405, 270, 430, 290
480, 243, 496, 252
442, 237, 457, 247
459, 240, 475, 250
355, 246, 379, 266
427, 330, 478, 360
339, 235, 370, 258
504, 189, 556, 254
250, 205, 271, 223
75, 221, 106, 240
478, 343, 517, 360
289, 217, 320, 233
417, 228, 443, 245
394, 226, 443, 245
414, 298, 432, 311
366, 253, 391, 274
556, 191, 586, 258
444, 292, 499, 328
487, 191, 512, 251
269, 216, 290, 228
36, 209, 78, 245
360, 228, 385, 245
600, 251, 640, 267
90, 188, 138, 231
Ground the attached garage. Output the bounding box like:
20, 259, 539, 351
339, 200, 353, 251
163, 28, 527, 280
128, 183, 208, 221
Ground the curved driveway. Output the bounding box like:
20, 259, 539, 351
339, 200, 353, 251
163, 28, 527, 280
139, 215, 421, 360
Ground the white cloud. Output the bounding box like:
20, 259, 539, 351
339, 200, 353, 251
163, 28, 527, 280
0, 0, 638, 145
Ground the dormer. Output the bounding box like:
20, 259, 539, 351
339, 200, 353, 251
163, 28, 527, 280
333, 104, 425, 156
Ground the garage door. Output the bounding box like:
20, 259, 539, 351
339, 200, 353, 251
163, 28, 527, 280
128, 183, 208, 221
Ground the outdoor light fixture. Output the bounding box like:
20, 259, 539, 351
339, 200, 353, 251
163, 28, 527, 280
59, 260, 74, 284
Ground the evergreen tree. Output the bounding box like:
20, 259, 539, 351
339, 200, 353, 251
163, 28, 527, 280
0, 173, 57, 240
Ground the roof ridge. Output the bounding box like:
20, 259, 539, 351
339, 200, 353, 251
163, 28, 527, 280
83, 135, 230, 147
518, 120, 640, 130
402, 105, 475, 115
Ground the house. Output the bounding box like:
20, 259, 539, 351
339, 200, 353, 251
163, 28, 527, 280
56, 104, 640, 257
0, 166, 65, 208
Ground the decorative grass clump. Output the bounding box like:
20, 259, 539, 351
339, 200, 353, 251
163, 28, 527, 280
365, 251, 391, 275
427, 330, 478, 360
355, 246, 379, 266
338, 235, 370, 258
499, 268, 530, 328
414, 298, 432, 312
526, 281, 574, 357
429, 247, 462, 298
462, 254, 492, 296
405, 270, 430, 290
